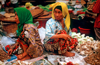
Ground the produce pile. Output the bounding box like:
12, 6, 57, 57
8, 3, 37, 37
0, 44, 10, 62
71, 32, 94, 44
6, 60, 33, 65
6, 59, 51, 65
84, 49, 100, 65
75, 41, 100, 56
71, 32, 100, 56
0, 50, 11, 62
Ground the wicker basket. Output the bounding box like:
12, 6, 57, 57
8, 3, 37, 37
30, 9, 44, 18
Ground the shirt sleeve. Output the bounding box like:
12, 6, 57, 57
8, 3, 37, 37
92, 0, 100, 13
44, 20, 55, 43
68, 28, 72, 36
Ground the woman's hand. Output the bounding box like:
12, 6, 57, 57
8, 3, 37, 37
8, 49, 13, 55
62, 34, 71, 40
17, 54, 23, 60
17, 52, 27, 60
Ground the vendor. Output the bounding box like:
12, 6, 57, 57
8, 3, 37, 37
25, 2, 34, 10
7, 7, 43, 61
5, 0, 18, 8
44, 2, 77, 57
16, 3, 35, 37
92, 0, 100, 40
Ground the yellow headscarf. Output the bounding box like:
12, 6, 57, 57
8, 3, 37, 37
25, 2, 33, 10
51, 2, 70, 30
25, 2, 31, 7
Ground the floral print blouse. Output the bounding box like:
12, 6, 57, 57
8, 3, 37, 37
44, 18, 72, 43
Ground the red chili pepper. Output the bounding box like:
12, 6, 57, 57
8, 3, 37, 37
66, 61, 74, 65
70, 46, 74, 49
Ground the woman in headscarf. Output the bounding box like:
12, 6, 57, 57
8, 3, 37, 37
25, 2, 34, 10
7, 7, 43, 61
16, 6, 35, 37
44, 2, 77, 57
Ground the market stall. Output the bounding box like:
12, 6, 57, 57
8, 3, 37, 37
0, 0, 99, 65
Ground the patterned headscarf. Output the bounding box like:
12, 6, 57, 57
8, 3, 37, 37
51, 2, 70, 30
14, 7, 34, 36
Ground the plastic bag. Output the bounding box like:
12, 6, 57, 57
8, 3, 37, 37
1, 36, 15, 47
38, 27, 45, 44
57, 51, 87, 65
48, 51, 87, 65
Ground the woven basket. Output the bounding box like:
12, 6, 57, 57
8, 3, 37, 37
30, 9, 44, 18
40, 11, 50, 16
38, 14, 51, 19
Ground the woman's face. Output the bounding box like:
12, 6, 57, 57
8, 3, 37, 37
15, 12, 20, 24
54, 9, 63, 21
26, 6, 30, 9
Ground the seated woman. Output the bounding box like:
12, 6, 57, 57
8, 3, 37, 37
44, 2, 77, 57
8, 7, 43, 61
25, 2, 35, 10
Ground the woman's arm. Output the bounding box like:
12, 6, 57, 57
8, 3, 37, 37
10, 41, 19, 50
50, 34, 71, 40
50, 34, 63, 39
21, 52, 27, 58
8, 41, 19, 55
45, 21, 55, 42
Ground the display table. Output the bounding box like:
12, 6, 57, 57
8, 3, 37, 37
0, 17, 15, 23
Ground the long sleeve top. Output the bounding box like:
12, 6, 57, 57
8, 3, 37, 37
44, 18, 72, 43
